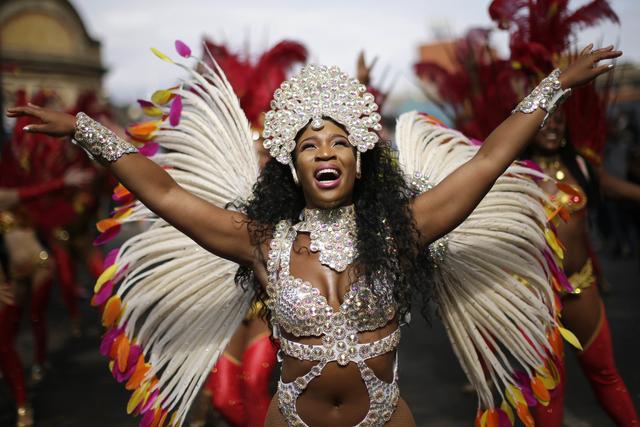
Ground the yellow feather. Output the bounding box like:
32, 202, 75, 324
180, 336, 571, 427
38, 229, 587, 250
559, 326, 583, 350
150, 47, 173, 64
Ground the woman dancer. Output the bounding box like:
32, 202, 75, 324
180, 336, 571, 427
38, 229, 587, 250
7, 43, 619, 426
417, 33, 639, 423
419, 0, 637, 420
0, 218, 51, 427
527, 111, 640, 426
7, 90, 93, 336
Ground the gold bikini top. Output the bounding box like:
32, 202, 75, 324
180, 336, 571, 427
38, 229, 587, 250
550, 182, 587, 214
535, 154, 588, 216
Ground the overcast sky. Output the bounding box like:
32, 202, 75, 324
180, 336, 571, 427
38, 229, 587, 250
70, 0, 639, 107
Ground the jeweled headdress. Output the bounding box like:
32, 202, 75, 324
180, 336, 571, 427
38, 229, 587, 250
262, 64, 382, 164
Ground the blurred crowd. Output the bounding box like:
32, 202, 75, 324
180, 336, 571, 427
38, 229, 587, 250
600, 109, 640, 260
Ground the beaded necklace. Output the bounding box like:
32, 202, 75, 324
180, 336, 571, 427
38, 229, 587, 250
294, 205, 357, 272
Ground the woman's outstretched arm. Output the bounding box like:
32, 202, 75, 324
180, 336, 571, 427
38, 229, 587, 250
599, 167, 640, 203
5, 106, 256, 267
411, 45, 622, 245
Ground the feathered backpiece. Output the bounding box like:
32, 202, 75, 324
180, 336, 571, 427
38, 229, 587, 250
414, 28, 522, 141
396, 112, 578, 426
91, 41, 260, 426
489, 0, 619, 162
202, 38, 308, 125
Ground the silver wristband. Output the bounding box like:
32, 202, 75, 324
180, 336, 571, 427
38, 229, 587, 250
410, 171, 448, 264
72, 112, 137, 163
512, 68, 572, 128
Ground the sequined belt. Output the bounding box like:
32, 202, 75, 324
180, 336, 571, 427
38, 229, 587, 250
567, 258, 595, 295
280, 328, 401, 363
277, 329, 401, 427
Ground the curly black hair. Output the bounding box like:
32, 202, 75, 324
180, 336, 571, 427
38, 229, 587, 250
234, 136, 433, 321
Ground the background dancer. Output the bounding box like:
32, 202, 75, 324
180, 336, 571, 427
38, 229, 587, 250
416, 1, 639, 424
0, 90, 92, 427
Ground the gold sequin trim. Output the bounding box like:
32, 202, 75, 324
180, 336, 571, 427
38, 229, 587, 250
568, 258, 595, 295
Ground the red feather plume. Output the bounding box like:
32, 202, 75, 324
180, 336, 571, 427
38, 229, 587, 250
201, 39, 308, 126
415, 29, 523, 140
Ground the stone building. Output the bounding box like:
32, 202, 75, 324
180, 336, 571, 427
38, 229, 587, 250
0, 0, 105, 108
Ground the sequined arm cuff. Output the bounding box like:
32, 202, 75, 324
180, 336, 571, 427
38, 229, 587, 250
512, 68, 572, 128
72, 112, 137, 163
410, 172, 449, 264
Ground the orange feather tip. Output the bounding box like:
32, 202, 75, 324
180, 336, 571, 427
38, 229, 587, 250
127, 121, 161, 141
102, 295, 122, 328
97, 218, 121, 233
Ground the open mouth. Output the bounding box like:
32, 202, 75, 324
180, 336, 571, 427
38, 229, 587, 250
314, 167, 342, 189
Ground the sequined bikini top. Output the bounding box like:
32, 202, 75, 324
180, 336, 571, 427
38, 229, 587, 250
265, 221, 397, 337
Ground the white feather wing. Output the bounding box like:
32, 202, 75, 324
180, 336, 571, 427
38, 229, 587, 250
396, 112, 564, 419
95, 52, 257, 425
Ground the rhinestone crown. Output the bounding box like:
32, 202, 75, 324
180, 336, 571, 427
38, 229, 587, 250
262, 64, 382, 164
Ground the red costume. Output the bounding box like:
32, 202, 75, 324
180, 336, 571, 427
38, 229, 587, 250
0, 90, 96, 412
0, 90, 66, 410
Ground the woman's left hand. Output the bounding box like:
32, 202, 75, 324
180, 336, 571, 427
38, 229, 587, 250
559, 44, 622, 89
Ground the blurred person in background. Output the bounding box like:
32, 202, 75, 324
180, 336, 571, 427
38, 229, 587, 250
628, 112, 640, 267
0, 90, 92, 427
524, 110, 640, 426
416, 1, 640, 424
600, 109, 639, 259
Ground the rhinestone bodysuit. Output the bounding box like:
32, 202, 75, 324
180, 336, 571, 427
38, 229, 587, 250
266, 220, 400, 427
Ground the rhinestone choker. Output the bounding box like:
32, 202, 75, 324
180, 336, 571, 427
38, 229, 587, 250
294, 205, 358, 272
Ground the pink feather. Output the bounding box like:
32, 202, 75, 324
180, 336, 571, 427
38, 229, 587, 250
92, 280, 115, 306
175, 40, 191, 58
169, 96, 182, 127
99, 327, 123, 356
104, 248, 120, 269
139, 142, 159, 157
93, 224, 122, 246
139, 409, 155, 427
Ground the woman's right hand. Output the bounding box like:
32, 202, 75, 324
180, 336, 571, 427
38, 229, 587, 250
6, 103, 76, 137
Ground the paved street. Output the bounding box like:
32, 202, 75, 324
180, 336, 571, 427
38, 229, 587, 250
1, 244, 638, 426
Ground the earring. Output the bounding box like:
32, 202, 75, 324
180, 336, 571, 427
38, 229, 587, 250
356, 151, 361, 179
560, 138, 567, 147
289, 162, 300, 186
